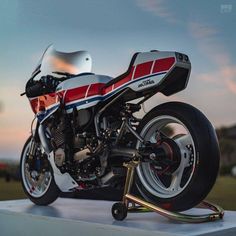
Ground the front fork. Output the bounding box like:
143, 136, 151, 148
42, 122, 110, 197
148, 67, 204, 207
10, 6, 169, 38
27, 120, 41, 166
28, 139, 37, 160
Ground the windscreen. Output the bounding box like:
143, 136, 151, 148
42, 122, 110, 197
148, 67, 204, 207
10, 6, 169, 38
31, 45, 92, 79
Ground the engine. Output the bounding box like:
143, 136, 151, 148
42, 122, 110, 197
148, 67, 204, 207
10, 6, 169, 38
47, 108, 105, 183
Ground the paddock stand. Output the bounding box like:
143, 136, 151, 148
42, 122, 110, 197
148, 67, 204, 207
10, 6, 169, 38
111, 160, 224, 222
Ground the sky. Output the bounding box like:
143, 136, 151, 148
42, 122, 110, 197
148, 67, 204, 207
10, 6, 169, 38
0, 0, 236, 161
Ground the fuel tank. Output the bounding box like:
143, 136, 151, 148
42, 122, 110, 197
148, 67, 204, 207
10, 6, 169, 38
56, 73, 112, 113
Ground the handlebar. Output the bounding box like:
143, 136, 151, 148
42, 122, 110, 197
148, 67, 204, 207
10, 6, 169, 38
21, 75, 61, 97
25, 82, 44, 97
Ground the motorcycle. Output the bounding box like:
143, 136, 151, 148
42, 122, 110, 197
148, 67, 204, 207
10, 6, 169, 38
20, 45, 220, 212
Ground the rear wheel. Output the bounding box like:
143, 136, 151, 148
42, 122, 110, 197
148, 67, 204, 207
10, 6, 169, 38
20, 136, 60, 205
135, 102, 220, 211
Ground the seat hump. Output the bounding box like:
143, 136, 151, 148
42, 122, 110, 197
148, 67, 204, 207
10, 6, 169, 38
104, 52, 139, 87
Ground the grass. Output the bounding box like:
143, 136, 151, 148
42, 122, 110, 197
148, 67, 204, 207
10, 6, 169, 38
206, 176, 236, 211
0, 176, 236, 211
0, 178, 26, 201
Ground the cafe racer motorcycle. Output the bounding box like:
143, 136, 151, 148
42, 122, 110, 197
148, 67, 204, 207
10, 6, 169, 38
20, 45, 220, 211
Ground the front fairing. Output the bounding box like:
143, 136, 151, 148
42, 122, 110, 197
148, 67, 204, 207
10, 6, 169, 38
27, 45, 93, 122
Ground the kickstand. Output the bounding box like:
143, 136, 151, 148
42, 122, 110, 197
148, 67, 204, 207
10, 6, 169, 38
111, 160, 224, 222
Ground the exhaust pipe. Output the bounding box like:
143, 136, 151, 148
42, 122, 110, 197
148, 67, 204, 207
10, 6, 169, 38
110, 147, 139, 159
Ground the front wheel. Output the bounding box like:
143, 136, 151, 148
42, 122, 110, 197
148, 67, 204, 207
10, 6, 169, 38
135, 102, 220, 211
20, 136, 60, 205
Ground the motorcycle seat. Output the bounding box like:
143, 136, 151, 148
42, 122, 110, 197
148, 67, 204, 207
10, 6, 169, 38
104, 52, 139, 88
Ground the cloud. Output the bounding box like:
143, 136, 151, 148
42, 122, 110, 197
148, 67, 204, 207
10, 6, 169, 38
196, 65, 236, 91
188, 22, 218, 39
135, 3, 236, 94
221, 65, 236, 79
225, 78, 236, 94
188, 21, 236, 94
197, 64, 236, 95
0, 101, 3, 113
135, 0, 177, 23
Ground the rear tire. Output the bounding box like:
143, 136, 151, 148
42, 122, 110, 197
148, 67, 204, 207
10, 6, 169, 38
135, 102, 220, 211
20, 136, 60, 205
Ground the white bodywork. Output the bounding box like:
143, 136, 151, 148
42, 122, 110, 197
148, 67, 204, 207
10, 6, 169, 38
56, 74, 112, 91
133, 51, 175, 65
48, 152, 78, 191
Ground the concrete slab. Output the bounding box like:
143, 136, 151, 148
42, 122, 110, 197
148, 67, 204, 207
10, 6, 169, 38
0, 198, 235, 236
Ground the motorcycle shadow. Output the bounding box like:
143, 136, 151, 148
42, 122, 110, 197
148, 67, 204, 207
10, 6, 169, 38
24, 204, 61, 218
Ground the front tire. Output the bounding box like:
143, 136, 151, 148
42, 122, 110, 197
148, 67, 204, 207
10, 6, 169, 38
135, 102, 220, 211
20, 136, 60, 205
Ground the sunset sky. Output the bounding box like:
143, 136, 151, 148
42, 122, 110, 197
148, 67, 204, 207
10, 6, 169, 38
0, 0, 236, 161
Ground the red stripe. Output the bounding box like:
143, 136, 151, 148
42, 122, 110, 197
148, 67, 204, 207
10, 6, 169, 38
152, 57, 175, 73
133, 61, 153, 79
102, 85, 113, 95
87, 83, 105, 97
64, 85, 88, 103
101, 58, 175, 95
114, 66, 134, 89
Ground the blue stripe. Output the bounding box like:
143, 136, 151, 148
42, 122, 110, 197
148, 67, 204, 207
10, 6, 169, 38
37, 105, 59, 122
103, 71, 167, 100
65, 96, 103, 110
65, 71, 166, 111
